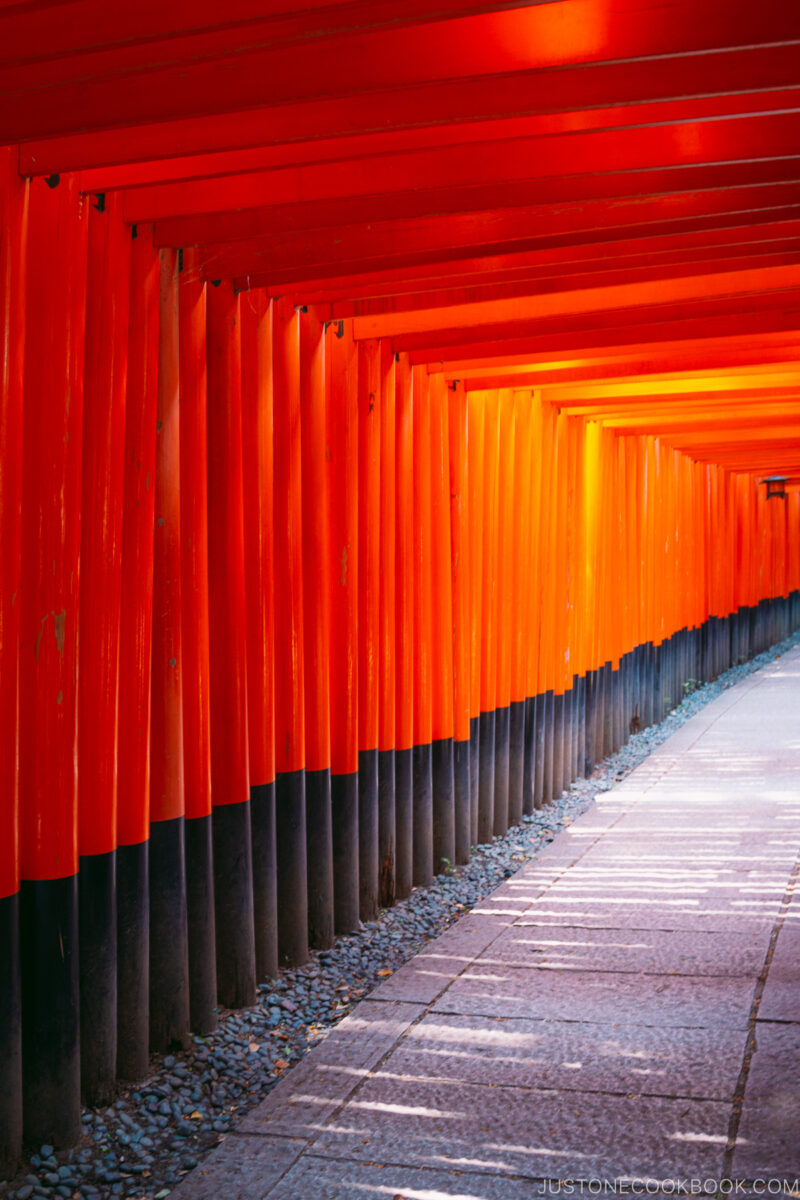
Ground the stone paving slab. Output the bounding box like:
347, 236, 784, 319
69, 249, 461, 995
732, 1024, 800, 1178
509, 895, 783, 933
481, 924, 769, 977
240, 1000, 425, 1136
756, 926, 800, 1023
306, 1077, 731, 1180
431, 964, 757, 1029
383, 1013, 748, 1100
172, 1134, 306, 1200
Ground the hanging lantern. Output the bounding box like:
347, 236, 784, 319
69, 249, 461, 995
764, 476, 788, 500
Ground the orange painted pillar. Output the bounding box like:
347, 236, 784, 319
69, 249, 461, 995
430, 374, 456, 872
273, 297, 308, 966
466, 393, 485, 843
300, 308, 334, 948
327, 319, 360, 928
206, 280, 256, 1007
77, 192, 130, 1105
18, 174, 87, 1148
510, 391, 531, 823
448, 381, 471, 863
412, 364, 434, 885
0, 147, 27, 1169
149, 246, 190, 1051
357, 339, 381, 917
241, 289, 278, 979
493, 390, 515, 835
117, 223, 159, 1081
394, 354, 415, 898
478, 391, 500, 842
179, 251, 217, 1029
378, 343, 397, 902
526, 393, 546, 806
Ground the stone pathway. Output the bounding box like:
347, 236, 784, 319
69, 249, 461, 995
174, 650, 800, 1198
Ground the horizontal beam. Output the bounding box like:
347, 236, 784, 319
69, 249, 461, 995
127, 110, 800, 224
407, 308, 800, 365
355, 263, 800, 341
74, 86, 800, 194
5, 0, 798, 142
19, 43, 800, 174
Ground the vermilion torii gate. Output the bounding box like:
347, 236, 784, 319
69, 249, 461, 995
1, 0, 800, 1169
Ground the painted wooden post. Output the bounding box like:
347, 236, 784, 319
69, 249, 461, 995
240, 289, 278, 980
394, 354, 415, 899
78, 192, 130, 1104
300, 308, 334, 949
19, 173, 87, 1147
429, 374, 455, 873
327, 319, 360, 929
179, 249, 217, 1030
448, 382, 471, 864
149, 246, 190, 1053
117, 224, 159, 1080
412, 365, 434, 886
0, 146, 28, 1172
357, 339, 381, 918
479, 391, 500, 842
493, 390, 515, 835
378, 343, 397, 904
272, 297, 308, 966
206, 280, 256, 1008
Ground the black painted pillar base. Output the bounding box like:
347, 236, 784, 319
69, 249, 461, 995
551, 691, 564, 799
534, 691, 547, 808
116, 840, 149, 1080
412, 742, 433, 888
251, 782, 278, 982
522, 696, 536, 817
493, 705, 510, 836
0, 891, 21, 1172
306, 767, 334, 949
20, 875, 81, 1148
358, 749, 379, 922
79, 849, 117, 1106
276, 769, 308, 966
213, 801, 256, 1009
477, 710, 496, 843
185, 813, 218, 1032
394, 750, 413, 901
541, 689, 554, 804
453, 738, 471, 864
468, 716, 480, 846
508, 699, 525, 827
432, 736, 455, 875
583, 671, 596, 776
331, 771, 360, 930
378, 748, 396, 907
149, 816, 190, 1053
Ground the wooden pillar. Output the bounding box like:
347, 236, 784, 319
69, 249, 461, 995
19, 173, 87, 1147
430, 375, 455, 874
448, 383, 471, 865
412, 365, 434, 886
0, 146, 27, 1172
179, 250, 217, 1029
357, 339, 381, 918
327, 320, 360, 930
149, 246, 190, 1052
273, 298, 308, 966
206, 280, 256, 1008
241, 289, 278, 981
117, 224, 159, 1081
378, 344, 397, 904
301, 309, 334, 948
77, 192, 130, 1104
394, 355, 415, 899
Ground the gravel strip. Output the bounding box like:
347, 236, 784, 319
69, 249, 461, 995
3, 628, 798, 1200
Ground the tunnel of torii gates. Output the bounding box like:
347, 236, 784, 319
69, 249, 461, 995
3, 0, 800, 1170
